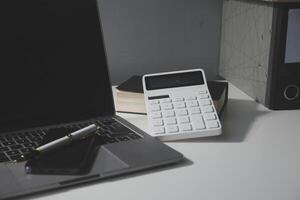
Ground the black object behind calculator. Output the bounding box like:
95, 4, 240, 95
25, 128, 98, 175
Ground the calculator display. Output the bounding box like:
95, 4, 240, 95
145, 71, 204, 90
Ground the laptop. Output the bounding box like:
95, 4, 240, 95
0, 0, 183, 199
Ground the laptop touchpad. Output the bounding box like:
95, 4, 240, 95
91, 146, 129, 176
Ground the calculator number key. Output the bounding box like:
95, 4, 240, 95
178, 116, 190, 124
161, 103, 173, 110
163, 110, 175, 118
150, 105, 161, 111
175, 109, 188, 116
203, 106, 214, 113
200, 99, 211, 106
191, 115, 205, 130
166, 125, 179, 133
186, 100, 199, 107
189, 107, 201, 114
152, 119, 164, 127
179, 124, 192, 132
151, 112, 162, 119
199, 94, 209, 99
173, 102, 186, 109
165, 118, 177, 125
206, 121, 219, 129
204, 113, 217, 121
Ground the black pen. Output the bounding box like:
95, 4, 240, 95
14, 124, 98, 162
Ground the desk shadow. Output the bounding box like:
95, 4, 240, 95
23, 158, 193, 200
176, 99, 270, 143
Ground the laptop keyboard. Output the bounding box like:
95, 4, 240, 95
0, 118, 142, 163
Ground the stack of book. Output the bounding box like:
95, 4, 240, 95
116, 75, 228, 117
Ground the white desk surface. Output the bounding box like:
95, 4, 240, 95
34, 83, 300, 200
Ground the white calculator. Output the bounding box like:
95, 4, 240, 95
142, 69, 222, 141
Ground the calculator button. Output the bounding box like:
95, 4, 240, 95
152, 119, 164, 126
203, 106, 214, 113
189, 107, 201, 114
166, 125, 179, 133
179, 124, 192, 131
151, 112, 162, 119
198, 90, 207, 94
149, 100, 159, 104
204, 113, 216, 120
161, 103, 173, 110
178, 116, 190, 124
191, 115, 205, 130
163, 110, 175, 118
173, 97, 184, 102
176, 109, 188, 116
150, 105, 161, 111
200, 99, 211, 106
160, 98, 172, 103
186, 100, 199, 107
153, 127, 165, 134
173, 102, 186, 109
165, 118, 177, 125
186, 96, 197, 101
199, 94, 209, 99
206, 121, 219, 129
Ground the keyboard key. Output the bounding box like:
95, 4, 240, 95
189, 107, 201, 114
151, 112, 162, 119
7, 150, 20, 156
179, 124, 192, 131
153, 127, 165, 134
173, 97, 184, 102
206, 121, 219, 129
166, 125, 179, 133
164, 118, 177, 125
152, 119, 163, 127
198, 90, 207, 94
9, 145, 23, 150
3, 141, 16, 146
160, 98, 172, 103
178, 116, 190, 124
186, 96, 197, 101
173, 102, 186, 109
200, 99, 211, 106
0, 147, 9, 152
20, 148, 33, 154
163, 110, 175, 118
15, 138, 29, 144
10, 155, 22, 161
23, 143, 36, 148
191, 115, 205, 130
176, 109, 188, 116
199, 94, 209, 99
161, 103, 173, 110
149, 100, 159, 104
204, 113, 217, 121
150, 105, 161, 111
203, 106, 214, 113
186, 100, 199, 107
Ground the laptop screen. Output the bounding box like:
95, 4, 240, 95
0, 0, 114, 132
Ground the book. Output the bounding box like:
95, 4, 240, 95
116, 75, 228, 117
